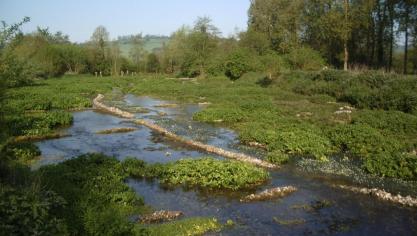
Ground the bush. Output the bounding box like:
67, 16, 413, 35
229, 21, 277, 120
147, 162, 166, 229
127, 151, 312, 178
0, 186, 68, 236
84, 206, 134, 236
0, 53, 34, 87
285, 47, 326, 71
291, 70, 417, 113
258, 52, 289, 79
224, 48, 253, 80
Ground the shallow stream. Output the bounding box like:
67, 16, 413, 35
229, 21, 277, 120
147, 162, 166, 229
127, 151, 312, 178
35, 94, 417, 235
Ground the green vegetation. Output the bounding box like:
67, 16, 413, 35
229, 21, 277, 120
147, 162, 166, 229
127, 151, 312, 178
127, 73, 417, 180
135, 217, 221, 236
0, 185, 68, 235
123, 157, 269, 190
39, 153, 146, 235
292, 70, 417, 113
159, 158, 269, 190
1, 151, 226, 236
0, 152, 143, 235
266, 151, 290, 165
3, 142, 40, 164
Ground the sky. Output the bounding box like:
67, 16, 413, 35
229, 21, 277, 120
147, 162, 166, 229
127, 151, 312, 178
0, 0, 251, 43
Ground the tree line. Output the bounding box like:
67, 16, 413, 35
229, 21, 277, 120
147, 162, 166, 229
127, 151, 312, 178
247, 0, 417, 73
1, 0, 416, 89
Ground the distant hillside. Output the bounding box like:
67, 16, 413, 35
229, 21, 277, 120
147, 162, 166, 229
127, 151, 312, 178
116, 35, 170, 57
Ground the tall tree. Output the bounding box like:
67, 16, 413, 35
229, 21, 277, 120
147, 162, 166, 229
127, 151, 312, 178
399, 0, 416, 73
110, 41, 121, 76
90, 26, 110, 74
188, 17, 219, 77
91, 26, 109, 52
128, 34, 144, 72
248, 0, 303, 53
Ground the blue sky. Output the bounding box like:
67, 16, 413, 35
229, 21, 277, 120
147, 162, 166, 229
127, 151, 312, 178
0, 0, 250, 42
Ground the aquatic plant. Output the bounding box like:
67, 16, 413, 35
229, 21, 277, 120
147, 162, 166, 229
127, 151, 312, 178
39, 153, 146, 235
124, 157, 269, 190
160, 158, 269, 190
266, 150, 290, 165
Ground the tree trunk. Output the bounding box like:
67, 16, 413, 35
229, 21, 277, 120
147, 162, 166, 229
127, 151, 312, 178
343, 0, 349, 71
403, 4, 410, 74
376, 1, 387, 68
388, 1, 395, 72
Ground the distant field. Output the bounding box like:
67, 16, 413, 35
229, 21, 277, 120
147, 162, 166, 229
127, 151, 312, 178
118, 37, 169, 56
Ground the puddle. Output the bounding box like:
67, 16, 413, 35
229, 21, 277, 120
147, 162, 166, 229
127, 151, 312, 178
35, 94, 417, 235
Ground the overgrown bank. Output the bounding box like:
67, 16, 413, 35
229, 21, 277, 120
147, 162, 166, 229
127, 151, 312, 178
3, 71, 417, 181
